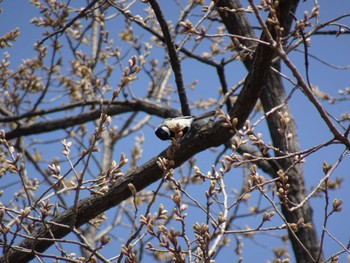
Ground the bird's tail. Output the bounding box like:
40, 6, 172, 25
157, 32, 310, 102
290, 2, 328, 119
194, 110, 216, 121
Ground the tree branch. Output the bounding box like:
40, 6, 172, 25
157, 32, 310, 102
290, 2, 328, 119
4, 100, 180, 140
148, 0, 191, 116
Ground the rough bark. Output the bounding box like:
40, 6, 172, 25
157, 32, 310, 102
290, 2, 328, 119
217, 0, 323, 262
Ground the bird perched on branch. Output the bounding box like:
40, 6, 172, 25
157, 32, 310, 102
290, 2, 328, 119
155, 111, 215, 140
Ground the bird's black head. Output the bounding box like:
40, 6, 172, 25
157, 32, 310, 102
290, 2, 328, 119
155, 126, 174, 140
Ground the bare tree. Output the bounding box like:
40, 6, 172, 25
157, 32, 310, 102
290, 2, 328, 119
0, 0, 349, 262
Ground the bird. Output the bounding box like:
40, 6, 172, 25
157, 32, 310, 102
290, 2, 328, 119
155, 111, 215, 140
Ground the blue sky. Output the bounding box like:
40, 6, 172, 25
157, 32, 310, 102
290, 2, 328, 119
1, 0, 350, 262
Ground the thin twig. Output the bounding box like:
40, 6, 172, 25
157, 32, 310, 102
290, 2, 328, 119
289, 148, 348, 212
209, 174, 228, 257
38, 0, 102, 45
321, 227, 350, 263
259, 187, 316, 262
176, 1, 216, 51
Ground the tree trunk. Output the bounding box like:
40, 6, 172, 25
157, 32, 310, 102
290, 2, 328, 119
217, 0, 323, 261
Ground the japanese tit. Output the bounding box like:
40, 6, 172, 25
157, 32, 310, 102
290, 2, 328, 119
155, 111, 215, 140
